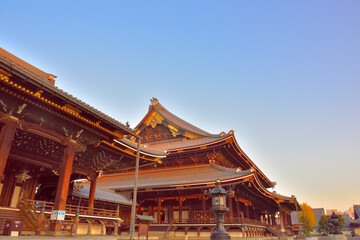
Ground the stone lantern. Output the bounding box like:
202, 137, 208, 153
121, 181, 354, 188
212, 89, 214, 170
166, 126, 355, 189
328, 212, 342, 235
206, 179, 231, 240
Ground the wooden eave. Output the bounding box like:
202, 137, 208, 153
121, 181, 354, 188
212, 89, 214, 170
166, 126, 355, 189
161, 134, 274, 188
0, 55, 137, 139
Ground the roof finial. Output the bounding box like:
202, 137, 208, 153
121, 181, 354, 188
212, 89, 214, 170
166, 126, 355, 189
150, 97, 159, 105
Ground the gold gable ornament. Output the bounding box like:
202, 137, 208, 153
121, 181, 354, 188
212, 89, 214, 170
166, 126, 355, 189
145, 111, 163, 128
168, 124, 180, 137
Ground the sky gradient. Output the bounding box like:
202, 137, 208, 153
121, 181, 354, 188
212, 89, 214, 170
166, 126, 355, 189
1, 1, 359, 212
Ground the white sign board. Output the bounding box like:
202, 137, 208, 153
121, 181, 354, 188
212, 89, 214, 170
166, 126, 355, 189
58, 210, 66, 221
50, 210, 58, 220
50, 210, 66, 221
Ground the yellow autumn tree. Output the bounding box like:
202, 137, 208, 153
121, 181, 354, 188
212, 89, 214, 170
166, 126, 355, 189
298, 202, 317, 236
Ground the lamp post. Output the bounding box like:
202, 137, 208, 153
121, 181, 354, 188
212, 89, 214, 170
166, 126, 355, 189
206, 179, 231, 240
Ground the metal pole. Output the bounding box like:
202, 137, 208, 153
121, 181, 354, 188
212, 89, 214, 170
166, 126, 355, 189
130, 137, 141, 240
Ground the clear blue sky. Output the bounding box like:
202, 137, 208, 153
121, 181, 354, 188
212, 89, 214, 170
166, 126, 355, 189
1, 1, 359, 212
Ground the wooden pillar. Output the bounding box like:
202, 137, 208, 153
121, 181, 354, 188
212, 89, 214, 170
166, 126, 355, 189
88, 177, 97, 209
54, 143, 76, 210
280, 211, 285, 230
287, 213, 292, 226
179, 196, 183, 223
228, 196, 233, 223
0, 121, 17, 179
87, 220, 93, 235
245, 204, 250, 219
100, 220, 106, 235
169, 204, 173, 224
157, 197, 162, 223
235, 199, 240, 222
202, 194, 206, 223
148, 205, 153, 217
272, 214, 276, 226
138, 201, 143, 215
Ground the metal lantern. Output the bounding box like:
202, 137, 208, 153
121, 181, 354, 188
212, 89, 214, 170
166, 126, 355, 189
206, 179, 231, 240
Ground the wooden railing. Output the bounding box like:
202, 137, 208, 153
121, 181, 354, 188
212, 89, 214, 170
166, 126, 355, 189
18, 198, 40, 231
171, 216, 269, 226
20, 199, 118, 218
18, 199, 121, 236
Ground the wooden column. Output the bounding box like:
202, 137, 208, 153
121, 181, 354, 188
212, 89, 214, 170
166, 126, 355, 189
54, 143, 76, 210
157, 197, 162, 223
202, 194, 206, 223
235, 199, 240, 222
88, 177, 97, 209
272, 214, 276, 226
179, 196, 183, 223
148, 205, 153, 217
0, 121, 17, 179
228, 196, 233, 223
280, 211, 285, 230
245, 204, 250, 219
287, 213, 292, 226
169, 204, 174, 224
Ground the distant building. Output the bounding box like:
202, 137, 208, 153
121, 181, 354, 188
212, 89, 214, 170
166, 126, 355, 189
345, 207, 354, 220
326, 209, 343, 215
354, 205, 360, 220
313, 208, 325, 228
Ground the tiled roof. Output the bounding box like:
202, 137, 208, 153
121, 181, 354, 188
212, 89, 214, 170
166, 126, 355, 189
152, 101, 220, 137
0, 47, 56, 84
117, 138, 167, 156
146, 134, 231, 151
73, 185, 132, 205
94, 164, 253, 191
136, 215, 156, 222
135, 99, 222, 138
0, 47, 134, 136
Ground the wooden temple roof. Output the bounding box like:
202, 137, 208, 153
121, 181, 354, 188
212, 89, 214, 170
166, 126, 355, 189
0, 47, 134, 138
72, 184, 132, 205
135, 97, 222, 138
0, 47, 56, 85
144, 133, 230, 151
93, 164, 255, 191
84, 163, 299, 208
134, 98, 275, 188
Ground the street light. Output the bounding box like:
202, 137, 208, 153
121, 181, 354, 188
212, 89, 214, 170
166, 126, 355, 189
206, 179, 231, 240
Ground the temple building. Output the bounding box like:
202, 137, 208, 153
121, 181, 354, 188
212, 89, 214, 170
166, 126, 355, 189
0, 47, 166, 235
0, 46, 300, 237
87, 98, 301, 238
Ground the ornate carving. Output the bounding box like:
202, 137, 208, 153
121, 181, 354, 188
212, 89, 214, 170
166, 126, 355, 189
73, 181, 84, 192
74, 147, 124, 172
11, 129, 66, 161
190, 155, 199, 164
168, 124, 180, 137
15, 170, 32, 183
150, 97, 159, 105
207, 151, 235, 168
146, 111, 163, 128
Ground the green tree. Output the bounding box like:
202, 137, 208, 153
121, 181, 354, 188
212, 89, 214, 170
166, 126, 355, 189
298, 203, 317, 236
338, 216, 345, 231
318, 215, 330, 235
